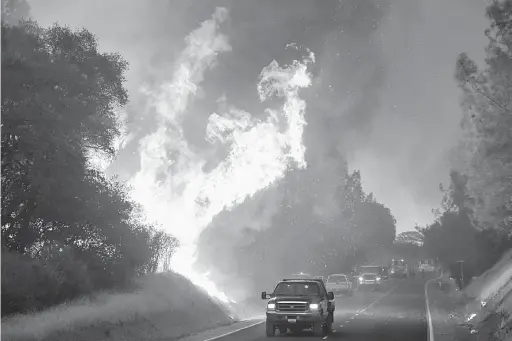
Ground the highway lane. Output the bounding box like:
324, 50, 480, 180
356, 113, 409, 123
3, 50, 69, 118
337, 277, 428, 341
207, 277, 428, 341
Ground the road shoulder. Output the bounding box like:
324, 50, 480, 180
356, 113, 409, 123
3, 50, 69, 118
176, 318, 264, 341
425, 278, 476, 341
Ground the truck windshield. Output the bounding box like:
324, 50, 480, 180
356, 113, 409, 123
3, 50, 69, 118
362, 273, 377, 279
361, 266, 381, 274
274, 282, 320, 296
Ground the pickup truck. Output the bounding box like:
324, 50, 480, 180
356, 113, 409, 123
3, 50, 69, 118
261, 279, 335, 337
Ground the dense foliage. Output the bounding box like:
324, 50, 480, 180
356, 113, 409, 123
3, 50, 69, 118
196, 167, 397, 297
418, 0, 512, 287
419, 172, 512, 286
454, 0, 512, 234
1, 19, 178, 316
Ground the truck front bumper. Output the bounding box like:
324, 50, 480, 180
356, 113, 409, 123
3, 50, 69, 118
266, 311, 323, 328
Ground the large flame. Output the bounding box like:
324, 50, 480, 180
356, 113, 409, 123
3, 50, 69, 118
130, 7, 315, 303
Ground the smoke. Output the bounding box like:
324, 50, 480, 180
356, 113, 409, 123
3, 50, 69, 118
27, 0, 397, 309
188, 1, 398, 310
130, 7, 315, 302
1, 0, 31, 25
25, 0, 491, 313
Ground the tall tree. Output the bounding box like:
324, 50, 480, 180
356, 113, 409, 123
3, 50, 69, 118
454, 0, 512, 234
1, 20, 178, 316
195, 166, 396, 298
2, 20, 128, 252
420, 168, 511, 280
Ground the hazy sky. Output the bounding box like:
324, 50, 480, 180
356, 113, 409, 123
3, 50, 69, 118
346, 0, 488, 231
28, 0, 489, 234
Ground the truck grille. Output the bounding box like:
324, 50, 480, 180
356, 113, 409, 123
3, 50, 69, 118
277, 301, 307, 312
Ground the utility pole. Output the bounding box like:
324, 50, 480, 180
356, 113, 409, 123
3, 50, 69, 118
455, 260, 465, 289
459, 261, 465, 289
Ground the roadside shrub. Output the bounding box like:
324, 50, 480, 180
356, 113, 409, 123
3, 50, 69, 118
2, 251, 61, 315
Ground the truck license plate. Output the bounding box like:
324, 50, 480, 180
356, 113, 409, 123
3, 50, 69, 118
287, 318, 297, 323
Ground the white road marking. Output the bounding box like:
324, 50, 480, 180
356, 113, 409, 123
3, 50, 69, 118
339, 324, 344, 327
357, 284, 398, 314
322, 336, 328, 339
425, 273, 444, 341
333, 329, 337, 332
200, 320, 265, 341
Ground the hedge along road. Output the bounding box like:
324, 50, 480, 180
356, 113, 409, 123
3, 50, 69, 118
180, 276, 432, 341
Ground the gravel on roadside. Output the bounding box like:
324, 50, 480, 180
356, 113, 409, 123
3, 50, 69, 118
426, 278, 477, 341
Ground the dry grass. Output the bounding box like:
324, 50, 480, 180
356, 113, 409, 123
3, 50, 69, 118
458, 251, 512, 341
465, 250, 512, 301
1, 272, 235, 341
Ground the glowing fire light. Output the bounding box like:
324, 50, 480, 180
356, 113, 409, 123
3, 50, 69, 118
130, 8, 315, 304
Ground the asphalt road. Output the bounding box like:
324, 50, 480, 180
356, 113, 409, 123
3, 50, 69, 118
211, 277, 429, 341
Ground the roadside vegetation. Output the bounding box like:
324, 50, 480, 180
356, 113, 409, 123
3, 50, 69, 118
418, 1, 512, 339
1, 5, 178, 318
198, 167, 399, 296
1, 273, 235, 341
418, 0, 512, 287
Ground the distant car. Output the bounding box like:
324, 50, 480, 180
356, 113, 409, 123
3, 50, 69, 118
357, 273, 381, 291
326, 274, 353, 295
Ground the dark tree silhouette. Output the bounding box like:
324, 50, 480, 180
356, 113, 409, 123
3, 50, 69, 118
1, 20, 178, 316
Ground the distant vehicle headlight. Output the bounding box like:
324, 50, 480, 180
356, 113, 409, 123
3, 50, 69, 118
267, 303, 276, 310
309, 303, 319, 310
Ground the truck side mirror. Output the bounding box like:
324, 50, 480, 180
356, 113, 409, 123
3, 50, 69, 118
261, 291, 267, 299
327, 292, 334, 300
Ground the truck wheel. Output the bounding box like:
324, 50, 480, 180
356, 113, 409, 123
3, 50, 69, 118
265, 322, 275, 337
323, 313, 333, 334
278, 326, 287, 335
323, 321, 332, 334
313, 322, 323, 337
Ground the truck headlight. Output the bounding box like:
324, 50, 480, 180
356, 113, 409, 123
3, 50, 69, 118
358, 277, 363, 282
376, 277, 381, 281
309, 303, 319, 310
267, 303, 276, 310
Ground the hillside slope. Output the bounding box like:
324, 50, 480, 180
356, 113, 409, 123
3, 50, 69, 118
2, 272, 236, 341
462, 250, 512, 341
